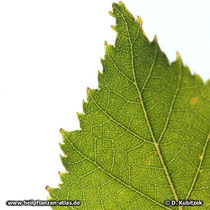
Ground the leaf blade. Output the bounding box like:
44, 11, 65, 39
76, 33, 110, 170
47, 2, 210, 209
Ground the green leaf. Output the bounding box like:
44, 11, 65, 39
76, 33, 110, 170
47, 2, 210, 209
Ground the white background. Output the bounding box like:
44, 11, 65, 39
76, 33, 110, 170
0, 0, 209, 209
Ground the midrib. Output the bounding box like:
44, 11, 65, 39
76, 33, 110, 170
117, 7, 182, 209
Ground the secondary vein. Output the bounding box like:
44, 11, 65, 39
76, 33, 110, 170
89, 91, 153, 144
186, 132, 210, 200
62, 130, 172, 210
158, 55, 182, 144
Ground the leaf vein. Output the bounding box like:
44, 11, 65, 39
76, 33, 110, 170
115, 6, 180, 204
62, 131, 172, 210
186, 132, 210, 199
158, 56, 182, 144
89, 91, 153, 144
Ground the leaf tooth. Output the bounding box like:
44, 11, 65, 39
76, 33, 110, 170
87, 87, 94, 103
98, 70, 103, 80
185, 64, 204, 85
59, 128, 64, 134
183, 64, 194, 78
151, 36, 170, 65
176, 51, 182, 60
86, 88, 99, 108
193, 73, 204, 85
59, 129, 65, 143
118, 1, 125, 7
60, 143, 71, 162
110, 2, 124, 16
137, 15, 142, 22
100, 58, 105, 65
59, 172, 69, 184
45, 186, 50, 191
86, 87, 90, 96
136, 15, 143, 27
100, 58, 106, 72
59, 129, 69, 143
185, 64, 190, 70
112, 2, 120, 10
87, 87, 97, 96
112, 2, 124, 19
104, 41, 114, 61
77, 112, 86, 129
77, 112, 84, 120
98, 69, 103, 77
175, 51, 185, 65
58, 171, 66, 182
111, 25, 117, 32
150, 35, 159, 50
59, 142, 64, 149
104, 40, 111, 52
100, 57, 109, 75
154, 34, 158, 43
82, 99, 88, 113
98, 70, 105, 89
108, 11, 115, 17
60, 155, 69, 170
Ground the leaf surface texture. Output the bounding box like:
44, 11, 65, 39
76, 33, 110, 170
47, 2, 210, 209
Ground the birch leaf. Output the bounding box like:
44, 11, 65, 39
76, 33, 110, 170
47, 2, 210, 209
